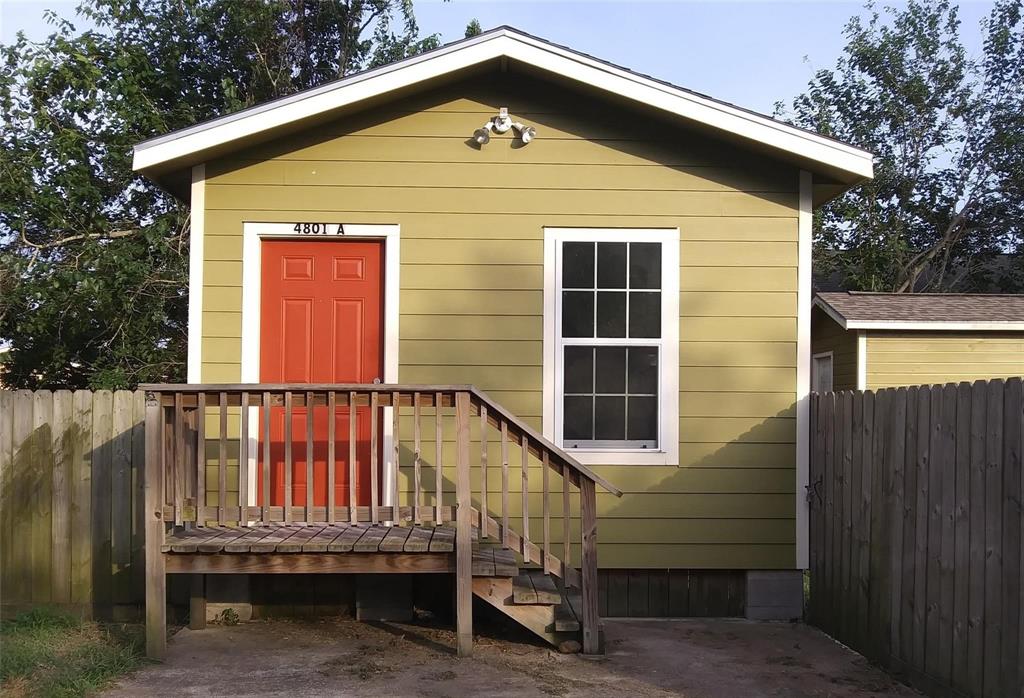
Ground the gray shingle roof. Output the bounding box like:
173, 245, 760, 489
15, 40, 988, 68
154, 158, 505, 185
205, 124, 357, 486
816, 292, 1024, 325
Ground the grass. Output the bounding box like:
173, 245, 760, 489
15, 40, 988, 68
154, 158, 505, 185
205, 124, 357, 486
0, 607, 143, 697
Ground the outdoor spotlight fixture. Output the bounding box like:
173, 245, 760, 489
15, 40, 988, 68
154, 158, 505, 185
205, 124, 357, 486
472, 107, 536, 146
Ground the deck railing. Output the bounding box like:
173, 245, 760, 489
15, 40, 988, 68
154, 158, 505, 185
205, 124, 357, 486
141, 384, 621, 654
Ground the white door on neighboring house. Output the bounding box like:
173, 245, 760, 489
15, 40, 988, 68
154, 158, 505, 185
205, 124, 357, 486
812, 352, 834, 394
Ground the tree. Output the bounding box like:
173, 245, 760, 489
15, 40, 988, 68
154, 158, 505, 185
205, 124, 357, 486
0, 0, 440, 389
778, 0, 1024, 293
465, 19, 482, 38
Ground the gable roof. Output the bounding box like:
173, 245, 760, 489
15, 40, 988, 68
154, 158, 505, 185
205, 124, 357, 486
815, 291, 1024, 331
133, 26, 873, 200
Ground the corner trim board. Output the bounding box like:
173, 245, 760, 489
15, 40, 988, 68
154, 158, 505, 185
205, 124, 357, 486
187, 165, 205, 382
856, 331, 867, 391
796, 170, 812, 570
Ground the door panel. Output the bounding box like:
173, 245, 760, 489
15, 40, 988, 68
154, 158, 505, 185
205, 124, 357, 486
257, 239, 384, 509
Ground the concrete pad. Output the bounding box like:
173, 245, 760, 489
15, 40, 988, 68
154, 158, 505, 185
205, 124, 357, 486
106, 617, 921, 697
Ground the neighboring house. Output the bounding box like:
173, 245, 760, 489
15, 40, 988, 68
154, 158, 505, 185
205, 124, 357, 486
812, 292, 1024, 392
133, 27, 873, 619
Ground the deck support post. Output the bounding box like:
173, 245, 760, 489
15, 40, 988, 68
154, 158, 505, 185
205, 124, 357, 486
454, 391, 473, 657
190, 575, 207, 630
579, 477, 599, 654
144, 393, 167, 659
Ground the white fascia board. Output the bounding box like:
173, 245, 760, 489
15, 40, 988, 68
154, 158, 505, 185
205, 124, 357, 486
133, 30, 873, 180
813, 297, 851, 330
846, 320, 1024, 331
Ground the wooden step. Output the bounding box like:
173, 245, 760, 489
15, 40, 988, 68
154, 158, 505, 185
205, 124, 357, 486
473, 577, 579, 649
472, 547, 518, 577
512, 572, 561, 605
528, 572, 561, 605
554, 598, 580, 632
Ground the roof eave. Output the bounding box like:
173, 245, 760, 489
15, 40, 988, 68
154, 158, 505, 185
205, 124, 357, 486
132, 27, 874, 195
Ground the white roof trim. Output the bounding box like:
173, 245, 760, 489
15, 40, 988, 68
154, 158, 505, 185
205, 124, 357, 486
846, 320, 1024, 331
813, 297, 1024, 331
132, 28, 874, 179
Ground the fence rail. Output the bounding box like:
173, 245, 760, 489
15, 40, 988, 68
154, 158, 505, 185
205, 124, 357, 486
809, 377, 1023, 698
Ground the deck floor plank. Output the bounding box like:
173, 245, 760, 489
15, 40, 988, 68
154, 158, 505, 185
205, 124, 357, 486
379, 526, 412, 552
352, 525, 389, 552
327, 525, 368, 552
429, 526, 456, 552
197, 527, 251, 553
276, 526, 326, 553
250, 526, 304, 553
404, 526, 434, 552
223, 526, 278, 553
302, 524, 351, 552
162, 527, 224, 553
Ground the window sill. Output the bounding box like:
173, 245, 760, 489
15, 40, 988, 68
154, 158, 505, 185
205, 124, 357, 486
563, 448, 678, 467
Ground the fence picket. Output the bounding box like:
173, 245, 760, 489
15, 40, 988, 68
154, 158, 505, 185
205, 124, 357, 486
807, 379, 1022, 698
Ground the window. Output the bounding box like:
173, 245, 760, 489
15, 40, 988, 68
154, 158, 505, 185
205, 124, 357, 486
812, 352, 833, 393
544, 229, 679, 466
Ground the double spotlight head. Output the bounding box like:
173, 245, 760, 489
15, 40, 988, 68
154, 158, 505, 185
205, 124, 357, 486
472, 107, 537, 146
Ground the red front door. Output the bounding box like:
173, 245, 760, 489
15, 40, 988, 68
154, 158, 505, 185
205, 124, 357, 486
258, 239, 383, 508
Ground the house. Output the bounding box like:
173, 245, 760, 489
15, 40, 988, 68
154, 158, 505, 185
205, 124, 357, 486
132, 26, 874, 653
812, 292, 1024, 392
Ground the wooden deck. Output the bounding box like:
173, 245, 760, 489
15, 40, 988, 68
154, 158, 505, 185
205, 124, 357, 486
142, 384, 620, 658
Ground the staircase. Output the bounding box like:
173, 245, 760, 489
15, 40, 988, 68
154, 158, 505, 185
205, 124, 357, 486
141, 383, 621, 659
472, 547, 585, 650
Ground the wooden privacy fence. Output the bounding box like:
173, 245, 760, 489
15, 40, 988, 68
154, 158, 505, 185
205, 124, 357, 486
0, 389, 146, 617
809, 378, 1023, 698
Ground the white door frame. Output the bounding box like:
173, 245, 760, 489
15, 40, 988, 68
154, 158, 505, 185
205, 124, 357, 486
239, 222, 401, 510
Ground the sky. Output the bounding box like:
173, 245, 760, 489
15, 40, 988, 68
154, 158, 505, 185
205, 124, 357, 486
0, 0, 997, 115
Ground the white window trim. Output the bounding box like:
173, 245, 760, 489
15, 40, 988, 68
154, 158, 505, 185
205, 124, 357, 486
238, 222, 400, 509
811, 351, 834, 394
542, 227, 679, 466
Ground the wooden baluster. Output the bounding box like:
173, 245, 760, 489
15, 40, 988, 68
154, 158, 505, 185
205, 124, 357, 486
173, 392, 183, 526
501, 421, 509, 548
239, 391, 249, 526
195, 393, 206, 527
305, 391, 314, 525
327, 391, 336, 524
521, 434, 530, 559
413, 392, 422, 526
454, 391, 472, 657
218, 392, 228, 527
392, 391, 400, 524
261, 391, 270, 525
562, 463, 570, 571
580, 478, 599, 654
435, 392, 443, 524
370, 392, 379, 524
284, 391, 293, 524
479, 403, 488, 538
542, 451, 550, 574
349, 391, 357, 523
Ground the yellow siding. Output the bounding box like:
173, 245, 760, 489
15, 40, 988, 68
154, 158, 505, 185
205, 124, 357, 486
810, 307, 859, 391
866, 331, 1024, 389
199, 73, 799, 569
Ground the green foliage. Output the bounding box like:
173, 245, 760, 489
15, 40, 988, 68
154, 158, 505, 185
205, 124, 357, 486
0, 607, 142, 696
0, 0, 439, 389
212, 607, 240, 625
465, 19, 483, 38
778, 0, 1024, 292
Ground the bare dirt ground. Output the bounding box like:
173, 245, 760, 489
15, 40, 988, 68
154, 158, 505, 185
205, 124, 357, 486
106, 615, 920, 697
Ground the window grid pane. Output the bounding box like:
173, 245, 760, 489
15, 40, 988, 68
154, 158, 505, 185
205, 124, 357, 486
561, 242, 662, 341
559, 239, 664, 450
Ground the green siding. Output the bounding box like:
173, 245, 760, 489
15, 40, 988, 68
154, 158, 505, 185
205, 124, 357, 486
865, 331, 1024, 389
198, 73, 800, 569
810, 308, 858, 391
